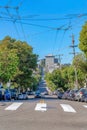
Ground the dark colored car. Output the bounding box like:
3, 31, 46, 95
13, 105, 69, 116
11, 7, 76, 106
67, 89, 78, 100
0, 91, 2, 100
10, 89, 18, 100
75, 88, 87, 101
80, 90, 87, 102
84, 94, 87, 103
4, 90, 11, 100
27, 91, 35, 95
18, 92, 28, 100
62, 90, 70, 100
57, 91, 64, 99
35, 91, 41, 98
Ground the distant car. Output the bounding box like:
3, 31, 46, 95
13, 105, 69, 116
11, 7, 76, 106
57, 91, 64, 99
35, 93, 41, 98
62, 90, 70, 100
22, 92, 28, 99
4, 90, 11, 100
35, 91, 41, 98
18, 93, 23, 100
10, 89, 18, 100
44, 91, 49, 95
27, 91, 35, 95
0, 91, 2, 100
18, 92, 28, 100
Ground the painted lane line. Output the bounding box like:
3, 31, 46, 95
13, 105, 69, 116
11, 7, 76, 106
83, 105, 87, 108
5, 102, 23, 110
60, 104, 76, 113
35, 103, 47, 112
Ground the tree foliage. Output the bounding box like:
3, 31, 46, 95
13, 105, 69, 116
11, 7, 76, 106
0, 36, 38, 90
79, 22, 87, 57
45, 61, 86, 91
0, 49, 19, 83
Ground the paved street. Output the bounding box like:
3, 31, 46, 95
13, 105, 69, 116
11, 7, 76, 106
0, 98, 87, 130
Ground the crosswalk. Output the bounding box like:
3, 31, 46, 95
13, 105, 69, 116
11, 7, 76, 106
60, 104, 76, 113
5, 102, 23, 110
1, 101, 87, 113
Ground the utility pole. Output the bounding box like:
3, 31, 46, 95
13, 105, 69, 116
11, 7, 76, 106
70, 34, 78, 89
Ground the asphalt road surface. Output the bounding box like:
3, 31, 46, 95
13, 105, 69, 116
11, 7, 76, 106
0, 98, 87, 130
0, 80, 87, 130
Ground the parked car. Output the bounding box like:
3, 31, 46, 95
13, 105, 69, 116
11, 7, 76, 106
18, 92, 28, 100
4, 89, 11, 100
84, 94, 87, 103
10, 89, 18, 100
74, 88, 87, 101
67, 89, 78, 100
0, 91, 2, 100
0, 88, 5, 100
18, 93, 23, 100
57, 91, 64, 99
35, 91, 41, 98
80, 90, 87, 102
62, 90, 70, 99
27, 91, 35, 95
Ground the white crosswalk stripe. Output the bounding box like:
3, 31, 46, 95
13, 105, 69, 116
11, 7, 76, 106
83, 105, 87, 108
60, 104, 76, 113
35, 103, 47, 112
5, 102, 23, 111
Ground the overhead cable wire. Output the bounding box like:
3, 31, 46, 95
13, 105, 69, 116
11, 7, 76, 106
16, 9, 27, 41
52, 29, 59, 54
15, 21, 57, 30
16, 13, 87, 21
14, 0, 24, 10
59, 22, 72, 49
5, 6, 20, 39
15, 0, 27, 41
52, 24, 69, 54
19, 17, 73, 21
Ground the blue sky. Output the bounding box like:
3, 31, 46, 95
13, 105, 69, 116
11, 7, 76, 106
0, 0, 87, 64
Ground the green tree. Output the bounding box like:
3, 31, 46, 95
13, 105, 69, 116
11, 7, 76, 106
79, 22, 87, 57
72, 53, 87, 87
0, 49, 19, 83
73, 53, 87, 73
0, 36, 38, 90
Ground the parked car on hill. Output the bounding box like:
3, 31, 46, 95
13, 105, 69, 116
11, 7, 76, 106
80, 90, 87, 102
18, 92, 28, 100
10, 89, 18, 100
35, 90, 42, 98
67, 89, 78, 100
4, 89, 11, 100
74, 88, 87, 101
57, 91, 64, 99
62, 90, 70, 99
0, 91, 2, 100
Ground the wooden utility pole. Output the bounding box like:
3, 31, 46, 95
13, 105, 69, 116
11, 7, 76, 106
70, 34, 78, 89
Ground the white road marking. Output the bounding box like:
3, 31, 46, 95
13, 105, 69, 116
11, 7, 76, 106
60, 104, 76, 113
35, 103, 47, 112
83, 105, 87, 108
5, 102, 23, 110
